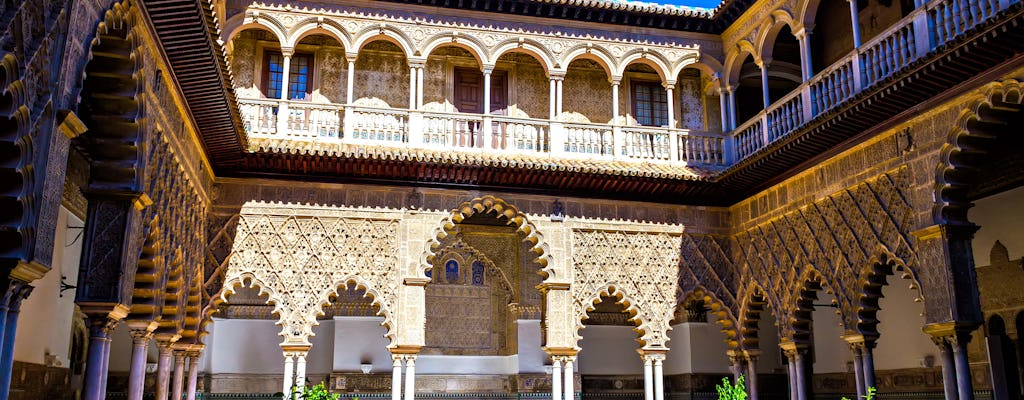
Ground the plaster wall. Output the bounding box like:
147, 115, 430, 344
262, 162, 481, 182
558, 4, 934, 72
970, 185, 1024, 267
13, 207, 83, 366
517, 320, 548, 373
811, 293, 855, 374
577, 325, 644, 375
873, 281, 934, 370
330, 316, 392, 373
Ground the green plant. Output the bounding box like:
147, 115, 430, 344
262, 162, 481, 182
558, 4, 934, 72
292, 382, 340, 400
715, 375, 747, 400
841, 386, 876, 400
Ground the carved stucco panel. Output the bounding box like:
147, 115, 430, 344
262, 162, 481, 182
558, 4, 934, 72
571, 230, 681, 350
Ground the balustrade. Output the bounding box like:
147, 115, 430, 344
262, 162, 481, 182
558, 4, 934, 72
860, 23, 918, 87
733, 118, 764, 160
622, 126, 672, 161
564, 123, 614, 156
808, 59, 856, 116
349, 106, 408, 142
766, 92, 804, 142
283, 101, 343, 139
676, 131, 725, 166
422, 112, 483, 148
494, 116, 549, 153
238, 98, 279, 138
929, 0, 1003, 44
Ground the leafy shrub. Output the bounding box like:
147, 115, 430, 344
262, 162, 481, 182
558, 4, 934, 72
292, 382, 340, 400
841, 386, 876, 400
716, 375, 747, 400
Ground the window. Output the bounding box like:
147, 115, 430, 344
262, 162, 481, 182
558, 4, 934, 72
445, 260, 460, 283
262, 51, 313, 100
632, 81, 669, 127
471, 261, 484, 286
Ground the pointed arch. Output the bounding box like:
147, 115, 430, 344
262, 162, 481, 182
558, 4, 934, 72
490, 38, 556, 73
285, 18, 353, 50
430, 236, 516, 298
421, 195, 554, 281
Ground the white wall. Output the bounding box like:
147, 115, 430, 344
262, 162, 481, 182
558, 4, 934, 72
757, 310, 784, 374
208, 319, 286, 374
517, 320, 547, 373
13, 208, 83, 366
873, 281, 934, 370
970, 185, 1024, 266
331, 316, 392, 373
577, 325, 643, 375
811, 293, 852, 374
664, 321, 731, 375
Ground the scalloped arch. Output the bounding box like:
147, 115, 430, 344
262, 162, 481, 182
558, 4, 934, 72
318, 275, 397, 346
421, 195, 555, 281
934, 79, 1024, 225
785, 265, 841, 344
853, 247, 926, 340
285, 18, 353, 50
679, 285, 742, 349
574, 284, 651, 348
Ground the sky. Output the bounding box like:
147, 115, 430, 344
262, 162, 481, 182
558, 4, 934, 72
642, 0, 723, 9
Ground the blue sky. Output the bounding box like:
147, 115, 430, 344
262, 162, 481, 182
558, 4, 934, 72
649, 0, 722, 8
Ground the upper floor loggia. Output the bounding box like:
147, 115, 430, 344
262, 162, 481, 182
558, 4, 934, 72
221, 0, 1014, 172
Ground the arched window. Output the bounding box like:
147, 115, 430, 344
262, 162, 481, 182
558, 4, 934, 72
471, 261, 485, 286
445, 260, 460, 283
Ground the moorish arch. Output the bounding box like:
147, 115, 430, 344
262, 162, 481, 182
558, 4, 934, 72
214, 210, 403, 347
854, 248, 926, 340
678, 285, 742, 349
571, 229, 681, 350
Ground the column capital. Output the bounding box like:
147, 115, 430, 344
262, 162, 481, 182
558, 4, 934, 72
280, 47, 295, 57
912, 223, 980, 242
482, 64, 496, 74
638, 349, 667, 362
346, 52, 359, 63
663, 80, 676, 90
548, 73, 566, 81
610, 76, 622, 85
408, 58, 427, 69
923, 321, 980, 347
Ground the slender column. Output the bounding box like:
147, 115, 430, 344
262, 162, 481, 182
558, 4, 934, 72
416, 66, 424, 110
404, 355, 416, 400
99, 334, 112, 397
665, 82, 676, 129
745, 351, 761, 400
185, 352, 200, 400
794, 350, 808, 400
283, 354, 295, 397
848, 0, 862, 47
155, 339, 176, 400
296, 353, 308, 390
409, 65, 417, 110
795, 29, 813, 81
728, 351, 745, 383
0, 282, 31, 400
82, 312, 123, 400
611, 79, 621, 125
172, 350, 186, 400
935, 337, 958, 400
786, 352, 798, 400
643, 356, 654, 400
127, 324, 157, 400
727, 86, 738, 130
653, 355, 665, 400
852, 345, 866, 400
552, 358, 563, 400
555, 78, 564, 117
759, 59, 771, 109
392, 355, 403, 400
346, 55, 357, 104
564, 356, 575, 400
482, 68, 493, 149
952, 335, 975, 400
717, 86, 728, 131
549, 78, 557, 119
280, 49, 294, 100
862, 342, 877, 390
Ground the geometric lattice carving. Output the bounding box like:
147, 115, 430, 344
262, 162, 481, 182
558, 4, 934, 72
571, 230, 681, 350
734, 167, 921, 341
217, 205, 400, 346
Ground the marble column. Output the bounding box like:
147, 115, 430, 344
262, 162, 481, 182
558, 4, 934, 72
795, 29, 814, 81
416, 65, 424, 110
408, 65, 417, 110
643, 356, 654, 400
155, 339, 176, 400
727, 86, 738, 130
552, 357, 563, 400
848, 0, 862, 47
172, 350, 186, 400
653, 354, 665, 400
852, 344, 866, 400
611, 79, 621, 125
759, 59, 771, 109
0, 282, 31, 400
549, 78, 557, 119
283, 353, 295, 397
664, 82, 676, 129
280, 49, 293, 101
185, 352, 200, 400
718, 86, 728, 131
746, 351, 761, 400
786, 352, 798, 400
564, 356, 575, 400
346, 55, 357, 104
952, 335, 975, 400
794, 349, 808, 400
126, 324, 156, 400
404, 355, 416, 400
862, 342, 877, 390
392, 355, 403, 400
295, 353, 307, 389
935, 337, 958, 400
82, 312, 124, 400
